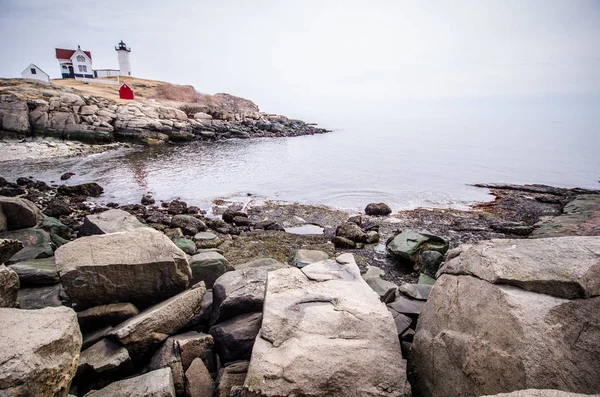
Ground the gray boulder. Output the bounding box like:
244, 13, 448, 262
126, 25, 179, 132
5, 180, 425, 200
211, 267, 269, 324
9, 256, 59, 286
365, 202, 392, 216
17, 283, 64, 309
0, 306, 81, 397
243, 254, 408, 397
80, 209, 146, 236
335, 221, 367, 243
56, 228, 191, 309
209, 312, 262, 363
409, 236, 600, 397
440, 236, 600, 299
0, 264, 19, 307
0, 228, 53, 264
418, 250, 444, 276
234, 257, 286, 271
397, 283, 432, 301
171, 215, 207, 232
0, 197, 41, 230
216, 361, 248, 397
362, 265, 398, 297
84, 367, 175, 397
109, 282, 207, 355
189, 251, 234, 288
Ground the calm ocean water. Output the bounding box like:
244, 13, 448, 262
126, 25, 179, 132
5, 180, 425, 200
1, 118, 598, 212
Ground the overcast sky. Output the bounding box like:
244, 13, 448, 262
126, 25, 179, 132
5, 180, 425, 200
1, 0, 599, 121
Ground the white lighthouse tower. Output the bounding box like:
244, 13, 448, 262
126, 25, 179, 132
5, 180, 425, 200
115, 40, 131, 76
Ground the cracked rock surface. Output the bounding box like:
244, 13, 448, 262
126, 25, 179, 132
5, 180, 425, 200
244, 253, 408, 397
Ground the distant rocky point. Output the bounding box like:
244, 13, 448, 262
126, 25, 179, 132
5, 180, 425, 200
0, 78, 329, 145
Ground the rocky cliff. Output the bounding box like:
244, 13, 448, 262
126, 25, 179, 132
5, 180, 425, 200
0, 79, 329, 144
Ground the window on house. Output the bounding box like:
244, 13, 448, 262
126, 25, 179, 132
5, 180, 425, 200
62, 65, 67, 69
78, 65, 83, 72
83, 65, 88, 72
77, 55, 85, 62
30, 68, 36, 74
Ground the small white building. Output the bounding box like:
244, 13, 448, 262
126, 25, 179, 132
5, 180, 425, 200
55, 46, 94, 79
21, 63, 50, 83
94, 69, 120, 78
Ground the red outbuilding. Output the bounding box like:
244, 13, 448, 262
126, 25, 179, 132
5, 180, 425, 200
119, 83, 135, 100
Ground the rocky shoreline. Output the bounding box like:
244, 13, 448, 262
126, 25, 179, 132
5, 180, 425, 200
0, 79, 329, 145
0, 171, 599, 397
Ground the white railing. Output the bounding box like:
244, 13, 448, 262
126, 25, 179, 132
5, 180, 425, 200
74, 76, 119, 86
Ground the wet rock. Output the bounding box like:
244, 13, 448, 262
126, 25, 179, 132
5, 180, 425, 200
0, 238, 23, 263
9, 256, 59, 286
387, 230, 449, 262
0, 264, 19, 307
365, 202, 392, 216
332, 236, 356, 248
141, 194, 155, 205
84, 367, 175, 397
190, 251, 234, 288
366, 230, 380, 244
291, 249, 329, 268
0, 306, 81, 397
387, 295, 426, 316
194, 231, 221, 249
222, 210, 247, 224
232, 216, 250, 226
216, 361, 248, 397
0, 186, 26, 197
0, 196, 41, 230
388, 307, 412, 336
43, 197, 73, 217
56, 228, 191, 309
168, 199, 188, 215
418, 250, 444, 276
211, 267, 268, 324
82, 325, 114, 350
17, 283, 65, 309
335, 221, 368, 243
57, 182, 103, 197
78, 338, 130, 375
440, 236, 600, 299
243, 254, 408, 397
77, 303, 139, 333
60, 172, 75, 180
109, 282, 207, 355
171, 214, 207, 232
185, 358, 213, 397
0, 228, 53, 264
532, 194, 600, 238
80, 208, 147, 236
209, 312, 262, 363
174, 237, 197, 255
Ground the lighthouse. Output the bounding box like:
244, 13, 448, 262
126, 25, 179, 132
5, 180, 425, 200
115, 40, 131, 76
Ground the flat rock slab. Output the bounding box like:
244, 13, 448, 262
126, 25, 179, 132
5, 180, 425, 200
532, 194, 600, 238
292, 249, 329, 268
84, 367, 175, 397
408, 274, 600, 397
397, 283, 432, 300
387, 295, 426, 316
387, 229, 448, 262
77, 302, 139, 333
78, 338, 130, 375
56, 228, 191, 309
244, 253, 407, 397
17, 283, 64, 309
439, 236, 600, 299
0, 306, 81, 396
482, 390, 597, 397
9, 256, 59, 286
110, 282, 207, 355
80, 208, 147, 236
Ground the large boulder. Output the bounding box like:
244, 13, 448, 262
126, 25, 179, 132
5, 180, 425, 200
0, 264, 19, 307
408, 236, 600, 397
9, 256, 60, 286
189, 251, 234, 288
209, 312, 262, 363
243, 254, 408, 397
365, 202, 392, 216
440, 236, 600, 299
0, 238, 23, 264
109, 282, 207, 355
185, 358, 213, 397
84, 367, 175, 397
57, 182, 103, 197
55, 228, 191, 309
17, 283, 64, 309
0, 306, 82, 396
80, 208, 147, 236
77, 338, 131, 376
387, 229, 449, 262
216, 361, 249, 397
0, 196, 41, 230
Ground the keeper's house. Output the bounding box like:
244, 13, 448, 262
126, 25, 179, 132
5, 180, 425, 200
55, 46, 93, 79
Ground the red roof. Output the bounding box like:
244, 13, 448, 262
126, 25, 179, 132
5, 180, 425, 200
55, 48, 92, 60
